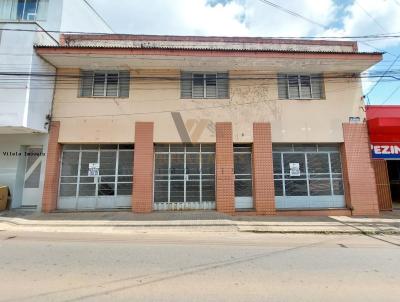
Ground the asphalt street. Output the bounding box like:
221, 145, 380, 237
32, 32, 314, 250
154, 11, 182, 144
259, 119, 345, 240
0, 230, 399, 302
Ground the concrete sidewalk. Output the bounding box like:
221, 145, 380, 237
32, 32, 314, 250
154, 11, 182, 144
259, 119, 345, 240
1, 210, 400, 234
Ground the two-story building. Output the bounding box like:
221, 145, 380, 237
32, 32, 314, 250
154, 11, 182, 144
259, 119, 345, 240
35, 34, 383, 216
0, 0, 112, 210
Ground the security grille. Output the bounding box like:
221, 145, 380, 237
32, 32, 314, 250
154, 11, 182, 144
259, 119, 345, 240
273, 144, 345, 209
58, 144, 133, 210
154, 144, 216, 210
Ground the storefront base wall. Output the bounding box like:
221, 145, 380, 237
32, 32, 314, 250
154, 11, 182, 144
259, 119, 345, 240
373, 159, 392, 211
342, 123, 380, 216
42, 122, 61, 213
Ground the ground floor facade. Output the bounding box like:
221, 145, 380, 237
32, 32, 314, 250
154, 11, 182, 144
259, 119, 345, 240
39, 121, 380, 216
0, 134, 48, 211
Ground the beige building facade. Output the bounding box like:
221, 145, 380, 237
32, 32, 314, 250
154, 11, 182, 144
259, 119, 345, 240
37, 35, 382, 215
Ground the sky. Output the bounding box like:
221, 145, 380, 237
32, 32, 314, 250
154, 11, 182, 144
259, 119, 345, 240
86, 0, 400, 105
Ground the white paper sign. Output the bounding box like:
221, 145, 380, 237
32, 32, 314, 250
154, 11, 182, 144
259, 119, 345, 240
88, 163, 100, 176
289, 163, 300, 177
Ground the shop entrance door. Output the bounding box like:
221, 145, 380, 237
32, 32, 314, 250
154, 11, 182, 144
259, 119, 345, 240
234, 145, 253, 209
387, 160, 400, 209
21, 146, 44, 208
154, 144, 216, 210
58, 145, 134, 210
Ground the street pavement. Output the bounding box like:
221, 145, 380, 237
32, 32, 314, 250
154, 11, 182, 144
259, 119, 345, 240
0, 230, 399, 302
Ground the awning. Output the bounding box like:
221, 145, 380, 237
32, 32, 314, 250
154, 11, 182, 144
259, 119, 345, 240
366, 106, 400, 159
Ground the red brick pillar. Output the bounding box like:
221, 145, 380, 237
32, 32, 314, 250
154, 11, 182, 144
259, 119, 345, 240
132, 122, 154, 213
42, 121, 62, 213
216, 122, 235, 214
342, 123, 379, 216
253, 123, 276, 215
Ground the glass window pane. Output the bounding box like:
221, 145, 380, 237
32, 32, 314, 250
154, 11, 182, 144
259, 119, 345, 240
61, 152, 79, 176
170, 181, 184, 202
309, 179, 332, 196
317, 144, 339, 152
300, 75, 312, 99
99, 151, 116, 175
80, 152, 98, 176
106, 73, 119, 97
117, 183, 132, 196
170, 153, 184, 174
155, 153, 169, 175
118, 151, 133, 175
333, 179, 344, 195
98, 183, 115, 196
60, 184, 77, 197
193, 74, 204, 98
118, 176, 132, 182
293, 144, 317, 152
234, 153, 252, 175
283, 153, 306, 177
285, 180, 308, 196
79, 177, 95, 184
288, 75, 300, 99
186, 144, 200, 152
154, 181, 168, 203
186, 181, 200, 202
235, 180, 252, 197
170, 145, 185, 152
60, 177, 77, 184
273, 153, 282, 174
119, 144, 134, 150
93, 73, 106, 96
63, 145, 80, 150
330, 153, 343, 173
272, 144, 293, 152
307, 153, 329, 174
201, 153, 215, 174
202, 181, 215, 202
79, 184, 96, 196
201, 144, 215, 152
274, 180, 283, 196
205, 74, 217, 98
186, 153, 200, 174
155, 144, 169, 152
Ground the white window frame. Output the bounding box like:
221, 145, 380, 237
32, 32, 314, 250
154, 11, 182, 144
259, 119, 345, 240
283, 74, 323, 100
18, 0, 40, 20
191, 73, 218, 99
91, 71, 120, 98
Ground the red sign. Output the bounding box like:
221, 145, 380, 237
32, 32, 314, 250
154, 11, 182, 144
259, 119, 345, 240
366, 106, 400, 159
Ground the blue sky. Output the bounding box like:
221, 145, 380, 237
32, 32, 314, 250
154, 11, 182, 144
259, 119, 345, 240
85, 0, 400, 105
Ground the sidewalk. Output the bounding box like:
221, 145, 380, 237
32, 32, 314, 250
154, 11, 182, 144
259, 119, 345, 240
1, 210, 400, 234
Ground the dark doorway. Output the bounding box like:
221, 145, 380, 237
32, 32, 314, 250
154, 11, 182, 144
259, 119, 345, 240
387, 160, 400, 208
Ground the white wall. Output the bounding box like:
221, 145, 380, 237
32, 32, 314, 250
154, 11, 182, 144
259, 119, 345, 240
0, 23, 55, 132
0, 134, 48, 209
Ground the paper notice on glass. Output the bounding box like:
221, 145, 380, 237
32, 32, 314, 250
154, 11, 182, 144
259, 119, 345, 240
289, 163, 300, 177
88, 163, 100, 176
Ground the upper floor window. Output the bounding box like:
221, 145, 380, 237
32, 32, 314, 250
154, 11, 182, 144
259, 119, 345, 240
277, 74, 325, 100
79, 70, 130, 98
181, 72, 229, 99
0, 0, 49, 21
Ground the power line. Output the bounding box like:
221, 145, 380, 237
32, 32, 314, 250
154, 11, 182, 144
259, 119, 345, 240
1, 26, 400, 39
355, 0, 388, 33
365, 53, 400, 96
381, 84, 400, 105
257, 0, 328, 29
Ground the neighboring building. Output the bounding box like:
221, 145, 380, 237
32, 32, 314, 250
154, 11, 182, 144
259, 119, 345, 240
0, 0, 112, 210
35, 34, 383, 216
367, 105, 400, 211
